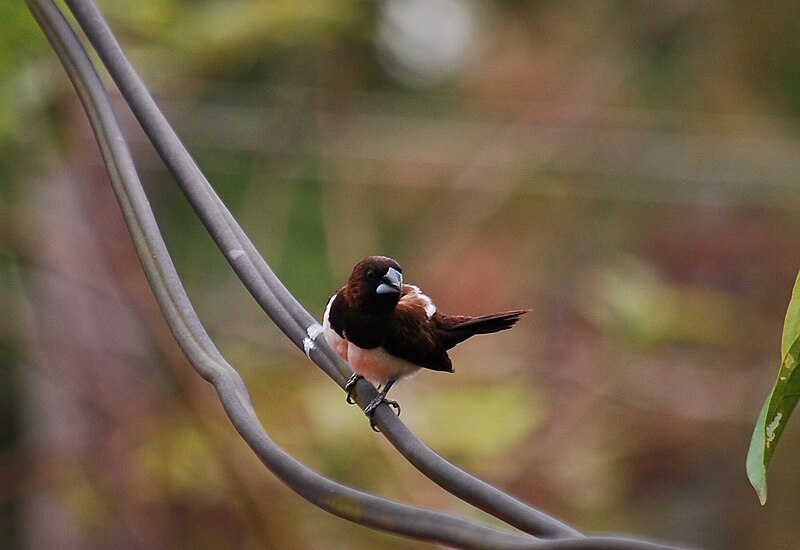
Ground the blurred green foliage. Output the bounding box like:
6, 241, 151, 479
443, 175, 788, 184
0, 2, 50, 195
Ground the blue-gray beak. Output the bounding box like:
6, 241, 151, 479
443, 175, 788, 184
376, 267, 403, 294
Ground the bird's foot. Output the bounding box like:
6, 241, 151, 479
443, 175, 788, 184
344, 373, 362, 405
365, 396, 401, 432
364, 395, 400, 417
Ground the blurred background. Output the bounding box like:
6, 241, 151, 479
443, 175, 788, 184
2, 1, 800, 548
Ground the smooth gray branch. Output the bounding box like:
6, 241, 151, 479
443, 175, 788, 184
25, 1, 547, 547
27, 0, 688, 548
61, 0, 586, 539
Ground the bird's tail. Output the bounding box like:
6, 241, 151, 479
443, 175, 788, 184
438, 309, 529, 350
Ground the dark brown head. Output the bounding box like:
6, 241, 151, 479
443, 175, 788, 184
345, 256, 403, 313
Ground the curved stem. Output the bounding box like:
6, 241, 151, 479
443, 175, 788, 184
25, 1, 544, 547
29, 1, 688, 548
61, 0, 582, 538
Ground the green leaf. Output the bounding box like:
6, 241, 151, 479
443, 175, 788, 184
783, 271, 800, 360
746, 393, 771, 504
747, 271, 800, 504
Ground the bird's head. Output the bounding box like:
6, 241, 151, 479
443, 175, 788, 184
345, 256, 404, 313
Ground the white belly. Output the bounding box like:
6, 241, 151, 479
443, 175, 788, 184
347, 344, 420, 386
323, 323, 418, 386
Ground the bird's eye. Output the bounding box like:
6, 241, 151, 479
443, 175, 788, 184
366, 269, 376, 281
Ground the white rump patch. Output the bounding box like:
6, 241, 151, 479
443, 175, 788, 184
403, 285, 437, 317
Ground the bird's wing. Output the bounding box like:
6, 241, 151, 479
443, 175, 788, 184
382, 296, 453, 373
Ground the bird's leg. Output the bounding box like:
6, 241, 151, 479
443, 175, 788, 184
344, 373, 362, 405
364, 379, 401, 431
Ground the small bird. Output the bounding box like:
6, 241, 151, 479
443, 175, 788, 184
323, 256, 529, 425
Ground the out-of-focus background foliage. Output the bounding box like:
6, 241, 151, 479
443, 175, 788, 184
2, 1, 800, 548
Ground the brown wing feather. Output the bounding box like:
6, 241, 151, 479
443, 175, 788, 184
382, 298, 453, 373
435, 309, 529, 350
